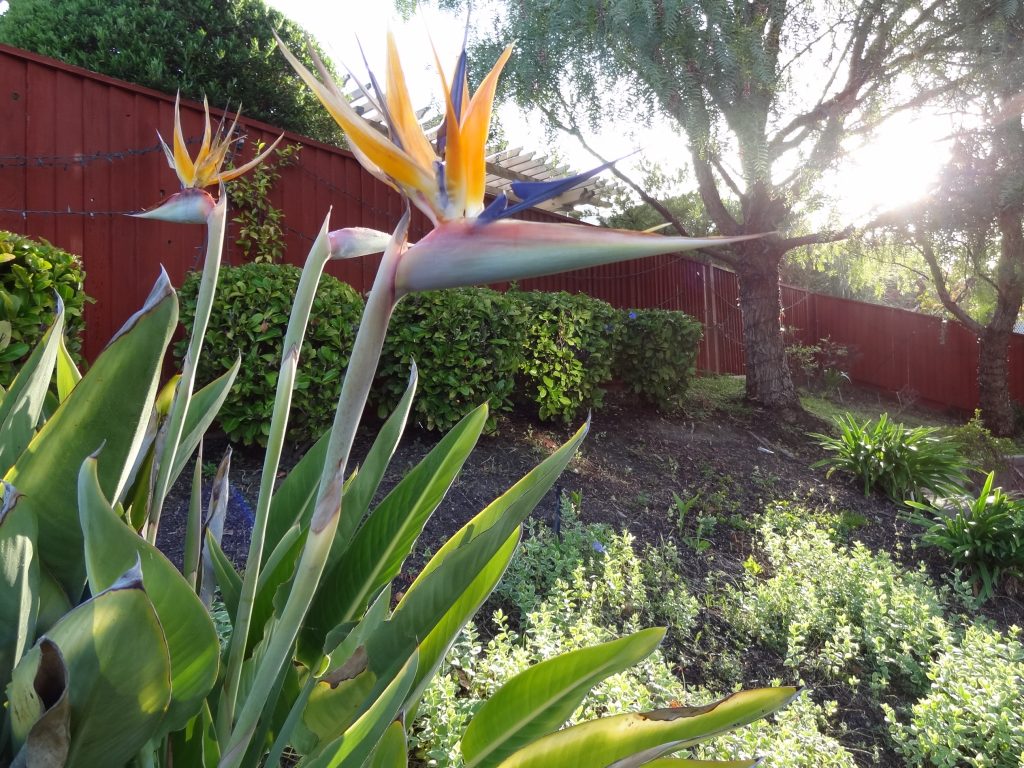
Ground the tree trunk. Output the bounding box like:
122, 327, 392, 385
734, 244, 799, 411
977, 326, 1015, 436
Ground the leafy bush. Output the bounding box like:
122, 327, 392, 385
177, 262, 363, 445
944, 409, 1015, 476
374, 288, 528, 431
885, 624, 1024, 767
907, 471, 1024, 599
786, 335, 850, 393
727, 504, 949, 693
511, 290, 620, 422
615, 308, 703, 411
811, 413, 968, 502
0, 230, 87, 386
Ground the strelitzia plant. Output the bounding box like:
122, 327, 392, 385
0, 30, 799, 768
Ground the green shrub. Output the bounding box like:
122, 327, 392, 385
177, 262, 363, 445
811, 413, 968, 502
885, 624, 1024, 767
943, 409, 1015, 475
0, 230, 88, 386
907, 471, 1024, 600
615, 308, 702, 411
374, 288, 528, 431
727, 504, 949, 693
511, 290, 619, 422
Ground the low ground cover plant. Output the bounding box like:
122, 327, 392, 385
0, 230, 87, 386
907, 471, 1024, 599
885, 624, 1024, 767
416, 498, 855, 768
616, 308, 703, 411
727, 503, 949, 693
178, 262, 364, 445
812, 413, 968, 502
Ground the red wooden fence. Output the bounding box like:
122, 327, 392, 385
0, 44, 1005, 413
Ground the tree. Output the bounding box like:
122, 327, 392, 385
420, 0, 954, 410
0, 0, 342, 144
885, 1, 1024, 435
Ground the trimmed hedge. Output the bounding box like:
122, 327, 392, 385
178, 267, 705, 440
510, 290, 621, 423
374, 288, 528, 431
0, 231, 88, 387
616, 308, 703, 412
177, 263, 363, 446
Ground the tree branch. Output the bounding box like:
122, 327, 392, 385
917, 239, 984, 333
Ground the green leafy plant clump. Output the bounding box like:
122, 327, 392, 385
177, 261, 363, 445
374, 287, 529, 431
615, 308, 703, 411
907, 471, 1024, 600
512, 289, 620, 422
885, 624, 1024, 767
812, 413, 969, 502
0, 230, 88, 387
228, 141, 301, 264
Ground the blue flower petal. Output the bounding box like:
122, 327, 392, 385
479, 157, 619, 223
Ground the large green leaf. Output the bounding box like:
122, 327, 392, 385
0, 299, 64, 473
78, 456, 219, 733
409, 419, 588, 592
170, 357, 241, 485
368, 719, 407, 768
205, 532, 242, 618
55, 332, 82, 403
334, 363, 419, 553
462, 628, 667, 768
302, 653, 418, 768
8, 562, 172, 768
297, 588, 393, 752
367, 521, 521, 698
4, 272, 177, 599
9, 639, 70, 768
494, 688, 801, 768
265, 430, 330, 555
301, 404, 487, 660
0, 481, 36, 695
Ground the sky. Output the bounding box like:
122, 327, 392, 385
266, 0, 954, 227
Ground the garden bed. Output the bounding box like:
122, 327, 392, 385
157, 377, 1024, 766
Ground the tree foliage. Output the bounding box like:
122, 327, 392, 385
414, 0, 955, 409
882, 0, 1024, 434
0, 0, 342, 144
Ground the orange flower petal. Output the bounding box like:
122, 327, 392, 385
172, 92, 196, 187
459, 45, 512, 215
276, 35, 439, 219
385, 30, 437, 173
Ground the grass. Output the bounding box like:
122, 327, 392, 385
684, 374, 748, 418
800, 392, 954, 431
